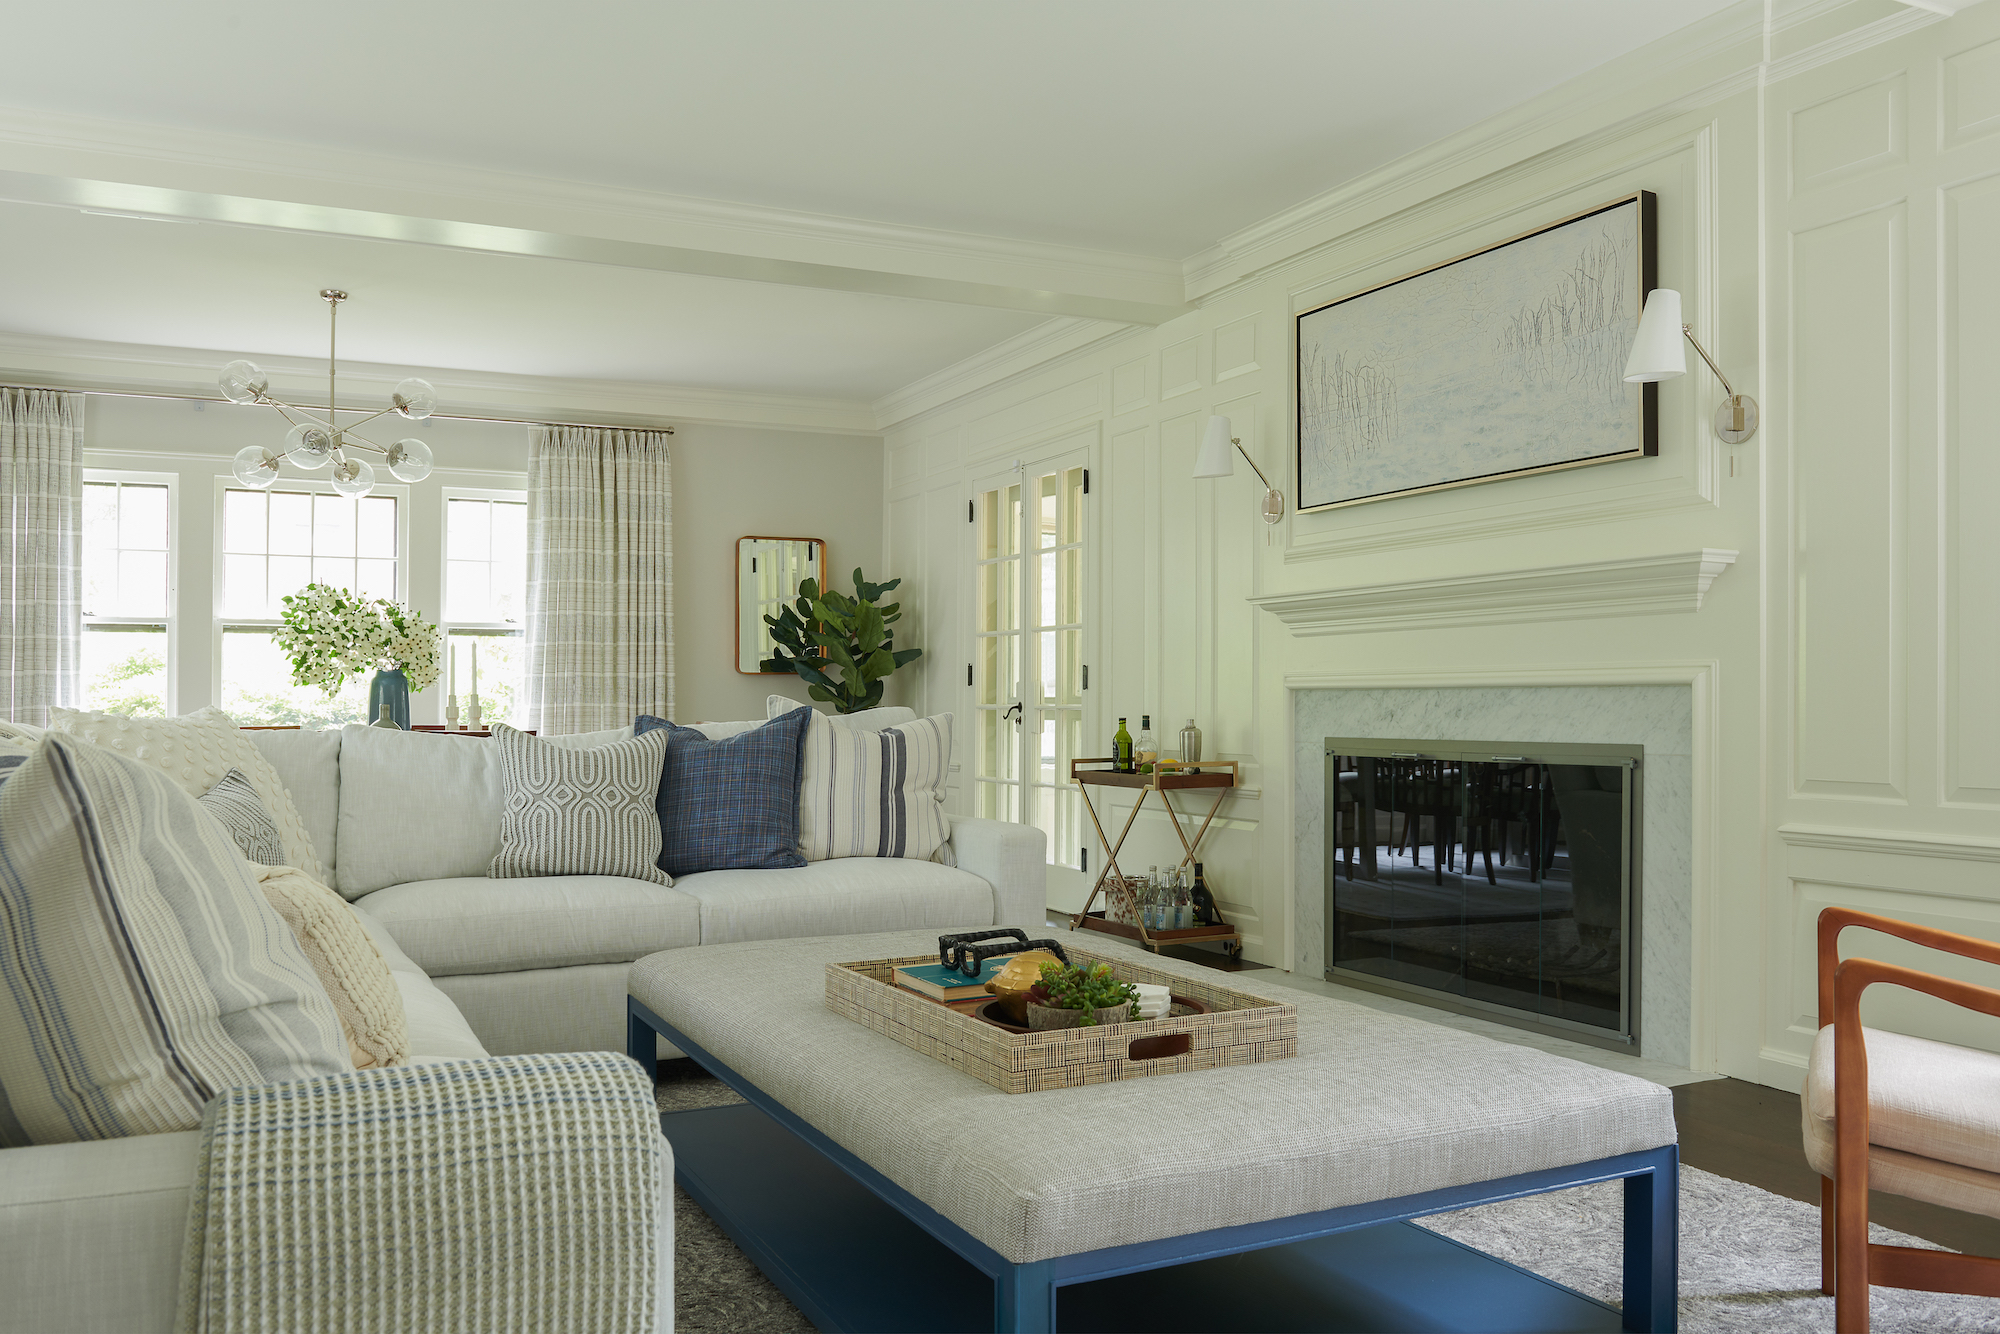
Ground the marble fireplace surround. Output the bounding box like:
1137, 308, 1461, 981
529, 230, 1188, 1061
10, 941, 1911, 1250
1289, 672, 1708, 1070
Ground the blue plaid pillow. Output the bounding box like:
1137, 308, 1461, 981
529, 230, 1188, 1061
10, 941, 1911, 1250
635, 707, 812, 877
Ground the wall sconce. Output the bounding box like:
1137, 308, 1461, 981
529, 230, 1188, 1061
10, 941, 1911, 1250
1623, 288, 1758, 444
1193, 415, 1285, 523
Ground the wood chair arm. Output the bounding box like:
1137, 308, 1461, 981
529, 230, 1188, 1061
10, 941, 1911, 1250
1816, 906, 2000, 1026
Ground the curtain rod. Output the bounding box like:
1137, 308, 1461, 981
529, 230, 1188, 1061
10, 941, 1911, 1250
3, 382, 675, 435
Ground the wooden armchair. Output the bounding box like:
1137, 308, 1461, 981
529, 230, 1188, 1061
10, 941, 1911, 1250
1810, 906, 2000, 1330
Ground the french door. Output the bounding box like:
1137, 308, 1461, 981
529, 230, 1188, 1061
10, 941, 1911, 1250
972, 453, 1089, 875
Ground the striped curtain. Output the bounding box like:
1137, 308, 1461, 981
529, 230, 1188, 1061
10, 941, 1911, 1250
522, 425, 673, 735
0, 388, 82, 725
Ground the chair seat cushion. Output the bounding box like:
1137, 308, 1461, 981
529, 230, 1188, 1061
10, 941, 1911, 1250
669, 858, 996, 945
1806, 1023, 2000, 1176
355, 876, 700, 977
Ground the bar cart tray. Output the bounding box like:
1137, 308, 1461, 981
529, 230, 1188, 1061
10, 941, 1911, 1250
1072, 764, 1237, 790
825, 949, 1296, 1094
1071, 911, 1243, 948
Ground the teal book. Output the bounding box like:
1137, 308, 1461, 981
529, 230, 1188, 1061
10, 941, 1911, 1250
894, 957, 1017, 999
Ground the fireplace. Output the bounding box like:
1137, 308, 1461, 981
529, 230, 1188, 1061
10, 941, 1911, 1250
1325, 738, 1641, 1052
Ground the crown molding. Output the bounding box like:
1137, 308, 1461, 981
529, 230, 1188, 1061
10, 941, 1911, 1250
0, 106, 1184, 320
1765, 3, 1947, 83
1251, 549, 1738, 637
0, 331, 879, 435
871, 316, 1135, 429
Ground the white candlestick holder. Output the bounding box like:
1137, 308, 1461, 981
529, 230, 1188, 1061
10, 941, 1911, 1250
466, 695, 483, 732
445, 695, 461, 731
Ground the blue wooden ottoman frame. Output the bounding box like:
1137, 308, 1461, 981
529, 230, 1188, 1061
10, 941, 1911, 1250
631, 996, 1679, 1333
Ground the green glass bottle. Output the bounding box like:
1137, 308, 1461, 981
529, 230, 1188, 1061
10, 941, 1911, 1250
1113, 717, 1134, 773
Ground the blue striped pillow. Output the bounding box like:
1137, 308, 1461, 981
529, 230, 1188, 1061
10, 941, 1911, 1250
635, 707, 811, 878
0, 734, 350, 1146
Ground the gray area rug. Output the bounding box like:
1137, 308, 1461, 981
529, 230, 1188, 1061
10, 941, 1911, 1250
658, 1066, 2000, 1334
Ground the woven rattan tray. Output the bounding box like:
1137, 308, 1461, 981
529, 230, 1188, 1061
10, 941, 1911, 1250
825, 948, 1298, 1093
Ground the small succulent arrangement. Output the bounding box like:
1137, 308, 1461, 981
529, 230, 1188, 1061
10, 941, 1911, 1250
273, 583, 444, 695
1025, 960, 1140, 1027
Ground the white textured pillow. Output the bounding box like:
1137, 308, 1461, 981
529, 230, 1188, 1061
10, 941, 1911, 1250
254, 864, 408, 1070
48, 706, 322, 879
767, 700, 951, 862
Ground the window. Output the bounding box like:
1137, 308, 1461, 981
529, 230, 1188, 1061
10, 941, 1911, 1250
442, 492, 527, 727
217, 485, 402, 725
972, 459, 1087, 868
82, 475, 173, 715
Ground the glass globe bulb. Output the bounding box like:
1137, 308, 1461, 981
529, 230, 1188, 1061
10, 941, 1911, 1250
218, 359, 268, 404
392, 378, 438, 420
330, 455, 376, 498
231, 445, 281, 489
285, 422, 337, 470
386, 437, 433, 482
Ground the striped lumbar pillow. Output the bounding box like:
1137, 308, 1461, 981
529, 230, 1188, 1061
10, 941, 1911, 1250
778, 706, 953, 862
487, 724, 672, 885
0, 734, 351, 1147
197, 767, 286, 866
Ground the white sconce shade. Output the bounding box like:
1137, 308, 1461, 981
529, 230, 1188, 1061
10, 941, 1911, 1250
1623, 289, 1687, 383
1193, 416, 1236, 478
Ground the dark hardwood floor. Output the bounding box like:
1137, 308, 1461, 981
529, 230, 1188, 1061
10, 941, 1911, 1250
1675, 1076, 2000, 1256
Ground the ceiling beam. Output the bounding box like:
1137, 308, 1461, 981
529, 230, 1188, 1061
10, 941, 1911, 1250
0, 169, 1190, 327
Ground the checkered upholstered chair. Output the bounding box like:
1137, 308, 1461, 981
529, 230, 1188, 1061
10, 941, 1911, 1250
1805, 907, 2000, 1331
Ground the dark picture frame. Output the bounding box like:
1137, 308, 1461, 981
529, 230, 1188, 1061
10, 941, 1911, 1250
1295, 191, 1657, 513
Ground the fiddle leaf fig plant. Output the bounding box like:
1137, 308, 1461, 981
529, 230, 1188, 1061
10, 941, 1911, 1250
762, 567, 924, 714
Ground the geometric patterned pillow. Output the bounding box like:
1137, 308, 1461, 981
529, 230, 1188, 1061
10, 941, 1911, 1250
0, 734, 350, 1147
197, 767, 286, 866
487, 725, 672, 886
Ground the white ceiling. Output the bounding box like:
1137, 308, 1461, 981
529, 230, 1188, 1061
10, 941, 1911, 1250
0, 0, 1742, 420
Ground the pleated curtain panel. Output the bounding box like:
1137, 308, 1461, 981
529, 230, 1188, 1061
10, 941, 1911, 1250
0, 388, 82, 726
522, 425, 674, 735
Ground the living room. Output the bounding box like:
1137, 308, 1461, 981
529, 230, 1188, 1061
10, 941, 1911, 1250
3, 2, 1998, 1331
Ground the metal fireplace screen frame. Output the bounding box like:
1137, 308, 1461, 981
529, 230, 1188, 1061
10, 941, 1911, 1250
1324, 738, 1642, 1054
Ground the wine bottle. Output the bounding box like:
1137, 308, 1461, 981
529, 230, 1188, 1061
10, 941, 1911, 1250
1190, 862, 1218, 926
1113, 717, 1134, 773
1136, 715, 1157, 774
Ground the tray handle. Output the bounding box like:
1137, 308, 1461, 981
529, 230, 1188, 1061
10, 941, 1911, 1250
938, 929, 1072, 976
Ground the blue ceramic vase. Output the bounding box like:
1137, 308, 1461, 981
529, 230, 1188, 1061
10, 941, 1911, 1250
368, 668, 410, 730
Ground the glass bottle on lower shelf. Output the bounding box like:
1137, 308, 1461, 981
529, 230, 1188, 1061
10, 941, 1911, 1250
1143, 866, 1162, 931
1174, 867, 1193, 930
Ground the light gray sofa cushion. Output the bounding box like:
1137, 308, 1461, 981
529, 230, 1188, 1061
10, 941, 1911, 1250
669, 858, 997, 945
353, 875, 701, 976
335, 726, 505, 898
245, 727, 343, 878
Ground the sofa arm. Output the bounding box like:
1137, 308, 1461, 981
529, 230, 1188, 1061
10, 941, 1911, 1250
948, 816, 1048, 929
180, 1053, 671, 1334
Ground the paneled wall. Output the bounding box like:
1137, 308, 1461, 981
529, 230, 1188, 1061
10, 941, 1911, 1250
882, 0, 2000, 1087
1765, 8, 2000, 1086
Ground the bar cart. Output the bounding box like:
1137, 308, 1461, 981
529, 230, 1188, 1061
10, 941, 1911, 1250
1068, 757, 1244, 958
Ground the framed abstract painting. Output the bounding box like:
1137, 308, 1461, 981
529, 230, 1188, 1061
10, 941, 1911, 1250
1295, 191, 1657, 512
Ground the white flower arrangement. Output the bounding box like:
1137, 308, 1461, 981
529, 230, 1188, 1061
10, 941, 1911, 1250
274, 583, 444, 694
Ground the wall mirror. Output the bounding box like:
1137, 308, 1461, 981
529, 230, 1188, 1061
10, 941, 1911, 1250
738, 536, 825, 673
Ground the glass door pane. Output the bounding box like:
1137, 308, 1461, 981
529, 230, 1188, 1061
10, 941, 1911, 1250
973, 479, 1023, 824
1026, 464, 1085, 868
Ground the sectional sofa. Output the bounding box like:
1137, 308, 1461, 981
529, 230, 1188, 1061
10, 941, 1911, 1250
0, 708, 1047, 1331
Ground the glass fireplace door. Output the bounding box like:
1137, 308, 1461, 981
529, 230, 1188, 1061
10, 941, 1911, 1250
1326, 740, 1640, 1050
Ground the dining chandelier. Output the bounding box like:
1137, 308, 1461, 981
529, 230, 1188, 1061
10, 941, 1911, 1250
221, 289, 436, 499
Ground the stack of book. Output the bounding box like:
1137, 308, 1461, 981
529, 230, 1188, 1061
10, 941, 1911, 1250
893, 956, 1015, 1003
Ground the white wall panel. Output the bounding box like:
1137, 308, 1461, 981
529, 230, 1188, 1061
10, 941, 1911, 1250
1789, 201, 1907, 801
1944, 175, 2000, 802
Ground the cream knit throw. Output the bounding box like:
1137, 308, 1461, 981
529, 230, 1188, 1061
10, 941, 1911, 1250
177, 1053, 666, 1334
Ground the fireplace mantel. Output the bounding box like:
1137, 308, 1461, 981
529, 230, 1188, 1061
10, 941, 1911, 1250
1250, 549, 1737, 638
